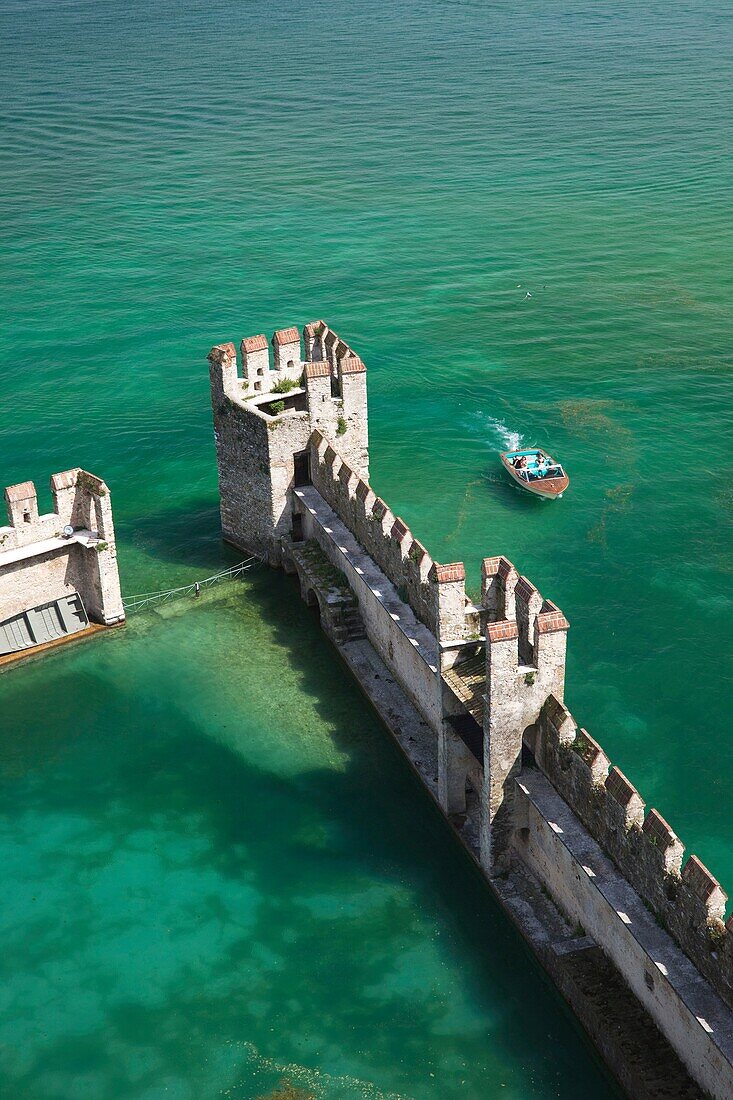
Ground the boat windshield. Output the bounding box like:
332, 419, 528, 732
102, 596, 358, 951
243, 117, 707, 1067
516, 466, 564, 482
507, 452, 564, 481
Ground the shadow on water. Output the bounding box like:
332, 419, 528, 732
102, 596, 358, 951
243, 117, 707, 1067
233, 573, 618, 1074
1, 565, 618, 1099
116, 493, 232, 579
482, 467, 550, 512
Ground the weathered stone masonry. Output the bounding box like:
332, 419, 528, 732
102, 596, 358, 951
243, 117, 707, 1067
208, 320, 368, 564
209, 322, 733, 1099
0, 468, 125, 652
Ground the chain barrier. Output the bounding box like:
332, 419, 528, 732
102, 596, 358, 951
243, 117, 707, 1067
122, 558, 258, 612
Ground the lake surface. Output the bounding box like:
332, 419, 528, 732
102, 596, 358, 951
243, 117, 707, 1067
1, 0, 731, 1096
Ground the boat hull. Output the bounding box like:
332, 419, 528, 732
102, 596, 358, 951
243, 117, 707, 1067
500, 454, 569, 498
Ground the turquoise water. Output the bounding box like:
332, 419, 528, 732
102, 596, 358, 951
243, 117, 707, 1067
1, 0, 731, 1095
0, 584, 615, 1098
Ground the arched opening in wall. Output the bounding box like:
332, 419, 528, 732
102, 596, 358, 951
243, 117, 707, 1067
522, 724, 538, 767
291, 512, 304, 543
287, 359, 294, 370
304, 588, 321, 625
23, 511, 31, 523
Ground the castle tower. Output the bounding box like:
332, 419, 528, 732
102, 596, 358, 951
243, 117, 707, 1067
480, 559, 569, 872
0, 468, 124, 658
208, 321, 369, 563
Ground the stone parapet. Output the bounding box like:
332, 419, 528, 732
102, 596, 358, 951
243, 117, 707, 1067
207, 316, 732, 1097
535, 694, 733, 1011
309, 434, 443, 634
0, 468, 124, 629
207, 321, 369, 561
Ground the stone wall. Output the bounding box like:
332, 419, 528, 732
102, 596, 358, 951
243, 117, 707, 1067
0, 469, 124, 627
208, 322, 369, 563
307, 432, 480, 644
266, 410, 314, 553
208, 318, 733, 1098
478, 554, 570, 871
209, 341, 284, 559
0, 550, 82, 622
532, 694, 733, 1012
294, 486, 443, 734
516, 773, 733, 1100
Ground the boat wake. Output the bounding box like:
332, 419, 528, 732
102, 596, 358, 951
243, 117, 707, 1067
471, 412, 525, 452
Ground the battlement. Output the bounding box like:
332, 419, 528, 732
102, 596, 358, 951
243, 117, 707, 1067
208, 320, 365, 407
308, 431, 486, 643
306, 430, 570, 680
208, 322, 369, 562
0, 468, 124, 640
475, 553, 571, 870
534, 694, 733, 1010
1, 468, 112, 553
481, 553, 570, 673
208, 318, 733, 1097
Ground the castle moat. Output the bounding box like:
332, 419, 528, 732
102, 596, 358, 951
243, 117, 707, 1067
0, 581, 618, 1098
1, 0, 732, 1096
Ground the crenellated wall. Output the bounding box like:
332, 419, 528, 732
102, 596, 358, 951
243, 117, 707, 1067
470, 554, 570, 871
532, 694, 733, 1012
307, 431, 481, 643
516, 769, 733, 1100
208, 320, 733, 1097
294, 489, 443, 734
208, 322, 368, 563
0, 469, 124, 632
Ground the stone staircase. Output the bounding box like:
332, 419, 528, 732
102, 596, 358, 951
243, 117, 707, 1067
335, 602, 366, 643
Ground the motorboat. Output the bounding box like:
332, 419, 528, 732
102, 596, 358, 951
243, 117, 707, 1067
500, 449, 569, 499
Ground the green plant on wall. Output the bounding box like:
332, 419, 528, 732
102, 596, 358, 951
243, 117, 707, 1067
272, 377, 297, 394
336, 416, 347, 436
77, 471, 105, 496
270, 400, 285, 416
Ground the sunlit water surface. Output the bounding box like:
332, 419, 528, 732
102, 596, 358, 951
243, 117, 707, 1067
1, 0, 731, 1096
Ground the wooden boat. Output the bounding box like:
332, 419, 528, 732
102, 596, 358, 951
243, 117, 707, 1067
500, 449, 569, 499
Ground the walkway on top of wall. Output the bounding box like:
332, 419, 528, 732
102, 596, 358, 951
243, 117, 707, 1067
292, 486, 712, 1099
293, 486, 439, 672
519, 767, 733, 1080
0, 529, 102, 568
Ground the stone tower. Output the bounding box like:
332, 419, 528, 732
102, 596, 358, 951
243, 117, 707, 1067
208, 320, 368, 563
480, 558, 569, 870
0, 468, 125, 656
